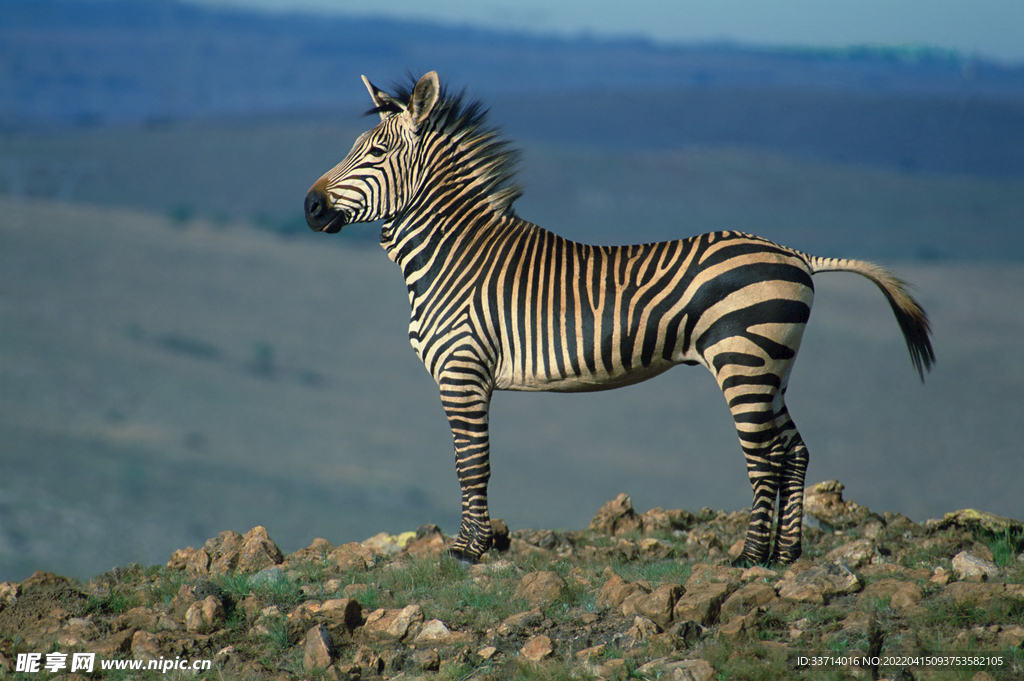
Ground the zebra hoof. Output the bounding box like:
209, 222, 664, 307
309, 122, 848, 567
444, 548, 478, 567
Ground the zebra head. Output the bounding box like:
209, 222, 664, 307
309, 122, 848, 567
305, 71, 441, 233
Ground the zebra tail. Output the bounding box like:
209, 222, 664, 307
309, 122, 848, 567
805, 255, 936, 381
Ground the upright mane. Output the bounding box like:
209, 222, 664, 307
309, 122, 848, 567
375, 76, 523, 217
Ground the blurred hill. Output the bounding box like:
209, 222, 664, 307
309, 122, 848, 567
3, 0, 1024, 177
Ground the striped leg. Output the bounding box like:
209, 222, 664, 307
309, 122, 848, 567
438, 375, 494, 565
769, 405, 809, 564
723, 377, 784, 566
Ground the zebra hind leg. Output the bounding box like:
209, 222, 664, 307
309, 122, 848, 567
768, 406, 809, 564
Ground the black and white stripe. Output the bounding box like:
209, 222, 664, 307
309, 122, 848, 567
305, 71, 934, 566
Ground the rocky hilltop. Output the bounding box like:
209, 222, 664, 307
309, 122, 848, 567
1, 481, 1022, 680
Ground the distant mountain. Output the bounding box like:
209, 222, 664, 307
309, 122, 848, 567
2, 0, 1024, 176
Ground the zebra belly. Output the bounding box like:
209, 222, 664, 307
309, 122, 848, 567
497, 357, 692, 393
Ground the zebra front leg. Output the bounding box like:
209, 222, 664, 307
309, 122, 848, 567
439, 379, 494, 565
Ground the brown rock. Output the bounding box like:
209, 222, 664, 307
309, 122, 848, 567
720, 582, 778, 621
673, 582, 733, 626
718, 610, 759, 641
637, 537, 675, 560
590, 493, 643, 536
185, 595, 225, 633
826, 539, 880, 569
238, 526, 284, 573
320, 598, 363, 633
997, 625, 1024, 649
414, 618, 475, 645
638, 658, 716, 681
201, 530, 245, 575
131, 630, 161, 661
685, 563, 743, 590
777, 561, 861, 605
521, 634, 554, 661
412, 649, 441, 671
329, 543, 374, 571
952, 551, 1000, 581
386, 604, 424, 639
500, 608, 545, 634
640, 507, 697, 535
304, 625, 334, 670
625, 615, 662, 642
803, 480, 871, 529
92, 629, 136, 656
515, 571, 566, 606
353, 645, 383, 675
596, 572, 649, 610
362, 605, 423, 641
622, 583, 682, 629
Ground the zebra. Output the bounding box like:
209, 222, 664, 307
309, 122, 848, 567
304, 71, 934, 566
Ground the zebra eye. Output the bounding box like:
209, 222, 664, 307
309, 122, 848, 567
368, 144, 388, 157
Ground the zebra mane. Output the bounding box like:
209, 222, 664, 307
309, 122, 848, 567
369, 75, 523, 216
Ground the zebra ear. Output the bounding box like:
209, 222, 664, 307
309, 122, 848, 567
405, 71, 440, 132
362, 75, 404, 121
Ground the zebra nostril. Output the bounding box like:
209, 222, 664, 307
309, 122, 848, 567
305, 190, 324, 219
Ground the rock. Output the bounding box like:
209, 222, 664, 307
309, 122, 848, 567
287, 537, 336, 563
412, 649, 441, 671
720, 582, 778, 621
826, 539, 880, 569
238, 526, 284, 573
777, 561, 861, 604
622, 583, 682, 629
935, 509, 1024, 535
637, 658, 715, 681
740, 566, 777, 583
252, 566, 287, 589
674, 581, 733, 626
329, 543, 375, 571
596, 572, 649, 610
304, 625, 334, 670
352, 645, 383, 675
362, 531, 416, 557
500, 608, 545, 634
185, 595, 225, 633
803, 480, 872, 530
58, 617, 100, 646
718, 610, 759, 641
200, 530, 245, 575
362, 605, 424, 641
637, 537, 675, 560
952, 551, 1000, 581
943, 582, 1011, 610
515, 571, 566, 606
858, 579, 924, 614
130, 630, 161, 661
640, 507, 697, 535
320, 598, 363, 633
997, 625, 1024, 649
521, 634, 554, 661
626, 615, 662, 642
415, 618, 474, 645
92, 629, 136, 656
590, 493, 643, 536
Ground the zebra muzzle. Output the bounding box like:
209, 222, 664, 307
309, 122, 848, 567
304, 188, 346, 233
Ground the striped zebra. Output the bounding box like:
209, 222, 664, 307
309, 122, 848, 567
304, 71, 934, 566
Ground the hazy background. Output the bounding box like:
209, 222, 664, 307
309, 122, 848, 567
1, 0, 1023, 581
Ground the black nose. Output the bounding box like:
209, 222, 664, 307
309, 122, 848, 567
305, 188, 341, 232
